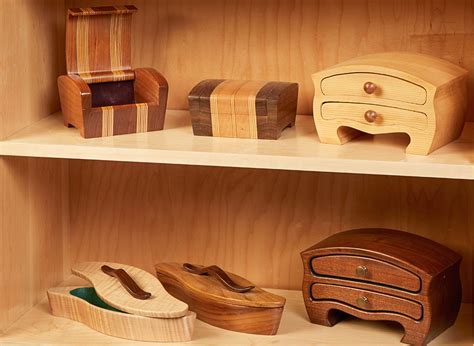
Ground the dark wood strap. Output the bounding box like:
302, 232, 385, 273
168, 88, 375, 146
101, 265, 152, 300
183, 263, 255, 293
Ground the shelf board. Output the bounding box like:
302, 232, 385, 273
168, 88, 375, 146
0, 110, 472, 179
1, 277, 472, 345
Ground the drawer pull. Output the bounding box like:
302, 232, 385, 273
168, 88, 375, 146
364, 110, 378, 123
356, 296, 369, 308
363, 81, 377, 94
356, 265, 368, 277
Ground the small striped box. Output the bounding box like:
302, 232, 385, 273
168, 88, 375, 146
58, 5, 168, 138
189, 80, 298, 140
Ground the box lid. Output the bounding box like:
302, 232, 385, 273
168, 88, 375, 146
65, 5, 137, 84
72, 262, 189, 318
155, 263, 286, 308
189, 79, 298, 116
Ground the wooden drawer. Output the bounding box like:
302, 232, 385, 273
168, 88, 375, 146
311, 255, 421, 292
320, 73, 427, 105
321, 102, 428, 131
310, 283, 423, 320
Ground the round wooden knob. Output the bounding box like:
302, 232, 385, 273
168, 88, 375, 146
356, 296, 369, 308
364, 82, 377, 94
356, 265, 368, 277
364, 110, 378, 123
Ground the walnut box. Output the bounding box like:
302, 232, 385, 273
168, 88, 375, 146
301, 228, 462, 345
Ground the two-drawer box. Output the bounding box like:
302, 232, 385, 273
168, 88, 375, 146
312, 52, 468, 155
301, 228, 462, 345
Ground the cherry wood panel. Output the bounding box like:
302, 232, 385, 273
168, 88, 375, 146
69, 161, 473, 303
67, 0, 474, 121
0, 157, 68, 332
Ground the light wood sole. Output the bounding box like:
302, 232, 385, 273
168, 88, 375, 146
47, 286, 196, 342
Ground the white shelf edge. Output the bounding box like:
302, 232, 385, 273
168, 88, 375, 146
0, 111, 472, 180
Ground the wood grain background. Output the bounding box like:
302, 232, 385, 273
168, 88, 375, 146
0, 157, 68, 332
0, 0, 65, 140
69, 161, 473, 303
0, 0, 67, 332
67, 0, 474, 121
1, 0, 473, 333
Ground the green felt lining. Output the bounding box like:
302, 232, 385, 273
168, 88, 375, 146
70, 287, 124, 313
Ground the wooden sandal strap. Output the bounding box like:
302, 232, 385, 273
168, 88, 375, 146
101, 265, 152, 300
183, 263, 255, 293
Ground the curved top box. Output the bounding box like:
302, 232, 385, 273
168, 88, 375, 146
312, 52, 468, 155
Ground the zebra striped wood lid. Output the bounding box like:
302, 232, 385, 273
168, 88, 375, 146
189, 79, 298, 140
65, 5, 137, 84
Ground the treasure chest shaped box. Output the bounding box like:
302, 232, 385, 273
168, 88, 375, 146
189, 80, 298, 139
58, 6, 168, 138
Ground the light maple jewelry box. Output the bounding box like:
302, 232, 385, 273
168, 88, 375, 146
312, 52, 468, 155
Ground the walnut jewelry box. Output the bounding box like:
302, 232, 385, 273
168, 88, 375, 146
301, 228, 462, 346
58, 5, 168, 138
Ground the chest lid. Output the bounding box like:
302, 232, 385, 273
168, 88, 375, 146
72, 262, 189, 318
155, 263, 286, 308
66, 5, 137, 84
189, 79, 298, 116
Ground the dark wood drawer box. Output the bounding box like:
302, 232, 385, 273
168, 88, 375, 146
301, 228, 462, 346
311, 255, 421, 292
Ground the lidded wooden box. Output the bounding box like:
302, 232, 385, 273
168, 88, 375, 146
58, 6, 168, 138
155, 263, 286, 335
301, 229, 462, 345
189, 80, 298, 139
47, 262, 196, 342
312, 52, 468, 155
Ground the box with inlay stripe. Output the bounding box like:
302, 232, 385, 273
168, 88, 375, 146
189, 80, 298, 140
58, 5, 168, 138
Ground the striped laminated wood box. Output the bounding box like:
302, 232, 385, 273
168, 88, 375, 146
58, 5, 168, 138
188, 80, 299, 140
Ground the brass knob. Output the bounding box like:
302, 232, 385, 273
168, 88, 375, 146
364, 82, 377, 94
356, 296, 369, 308
364, 110, 378, 123
356, 265, 368, 277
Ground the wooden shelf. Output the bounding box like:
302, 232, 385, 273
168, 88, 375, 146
1, 277, 472, 345
0, 110, 472, 180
